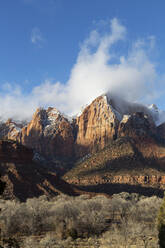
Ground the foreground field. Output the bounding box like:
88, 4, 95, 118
0, 192, 161, 247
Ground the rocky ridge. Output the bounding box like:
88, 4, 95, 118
11, 107, 74, 160
0, 94, 163, 160
0, 119, 25, 140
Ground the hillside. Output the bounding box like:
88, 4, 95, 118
0, 140, 79, 201
64, 136, 165, 197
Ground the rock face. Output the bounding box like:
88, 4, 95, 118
68, 174, 165, 190
75, 95, 157, 157
0, 119, 25, 140
16, 107, 74, 160
157, 122, 165, 140
0, 140, 33, 163
0, 140, 79, 201
65, 173, 165, 197
75, 96, 121, 156
118, 112, 156, 140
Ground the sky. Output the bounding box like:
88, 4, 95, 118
1, 0, 165, 121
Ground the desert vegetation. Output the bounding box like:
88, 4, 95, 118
157, 195, 165, 248
0, 192, 162, 247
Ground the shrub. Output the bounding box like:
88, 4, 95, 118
158, 194, 165, 248
0, 192, 161, 244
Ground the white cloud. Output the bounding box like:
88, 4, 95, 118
0, 18, 163, 122
31, 27, 44, 46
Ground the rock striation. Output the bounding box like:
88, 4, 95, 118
75, 95, 121, 156
66, 174, 165, 190
75, 95, 158, 157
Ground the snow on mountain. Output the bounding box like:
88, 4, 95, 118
148, 104, 165, 126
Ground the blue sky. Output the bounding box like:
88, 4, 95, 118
0, 0, 165, 120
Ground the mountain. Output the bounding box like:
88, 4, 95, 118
75, 95, 120, 157
0, 94, 165, 199
75, 95, 157, 157
0, 119, 26, 140
0, 94, 163, 160
1, 107, 74, 160
0, 140, 80, 201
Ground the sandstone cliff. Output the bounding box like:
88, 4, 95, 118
75, 95, 121, 156
0, 119, 25, 140
75, 95, 158, 157
15, 107, 74, 160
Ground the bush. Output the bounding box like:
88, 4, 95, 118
0, 195, 111, 238
158, 194, 165, 248
0, 192, 162, 244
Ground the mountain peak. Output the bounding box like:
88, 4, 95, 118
0, 93, 164, 161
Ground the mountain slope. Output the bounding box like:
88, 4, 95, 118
0, 140, 79, 201
63, 135, 165, 197
4, 107, 75, 160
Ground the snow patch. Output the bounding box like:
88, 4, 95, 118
148, 104, 165, 126
110, 105, 122, 122
121, 114, 131, 123
103, 95, 108, 104
76, 104, 88, 117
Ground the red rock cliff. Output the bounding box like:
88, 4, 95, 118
16, 107, 74, 159
75, 95, 121, 156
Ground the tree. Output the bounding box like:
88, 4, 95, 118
0, 174, 20, 248
157, 194, 165, 248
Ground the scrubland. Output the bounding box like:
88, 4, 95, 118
0, 192, 161, 247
